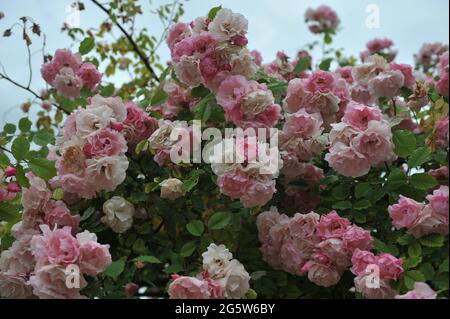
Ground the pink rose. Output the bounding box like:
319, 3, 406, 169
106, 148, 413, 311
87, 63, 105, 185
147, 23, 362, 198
29, 264, 86, 299
376, 253, 403, 280
283, 78, 310, 113
352, 121, 395, 166
350, 249, 377, 276
436, 117, 449, 149
388, 196, 424, 230
283, 110, 322, 139
174, 55, 203, 87
335, 66, 354, 84
31, 225, 80, 266
354, 275, 397, 299
168, 275, 211, 299
52, 48, 82, 71
167, 22, 191, 52
395, 282, 437, 299
76, 231, 112, 277
43, 200, 80, 232
0, 272, 33, 299
76, 63, 102, 90
84, 129, 128, 157
217, 170, 250, 199
389, 62, 415, 88
306, 70, 336, 93
240, 178, 276, 208
250, 50, 263, 66
305, 262, 341, 287
341, 102, 382, 131
409, 205, 449, 238
288, 212, 319, 239
325, 142, 371, 177
368, 70, 404, 99
22, 173, 52, 211
123, 102, 158, 145
85, 154, 129, 192
41, 62, 58, 84
342, 226, 373, 253
316, 211, 351, 240
426, 185, 449, 224
279, 239, 307, 276
0, 239, 35, 274
53, 67, 83, 99
256, 208, 285, 243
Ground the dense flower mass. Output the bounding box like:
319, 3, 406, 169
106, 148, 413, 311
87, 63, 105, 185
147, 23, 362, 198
0, 3, 449, 300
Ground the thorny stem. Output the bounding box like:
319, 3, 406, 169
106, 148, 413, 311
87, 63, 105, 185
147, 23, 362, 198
91, 0, 160, 83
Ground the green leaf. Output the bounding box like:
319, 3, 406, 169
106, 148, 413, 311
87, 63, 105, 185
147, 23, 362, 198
408, 242, 422, 257
355, 183, 371, 199
208, 211, 232, 230
182, 170, 203, 193
28, 158, 56, 180
438, 258, 449, 273
79, 37, 95, 55
407, 147, 432, 168
419, 234, 445, 247
151, 89, 168, 106
15, 164, 29, 188
404, 270, 426, 290
180, 241, 197, 257
420, 263, 436, 280
18, 117, 32, 132
104, 260, 125, 280
3, 123, 16, 134
80, 207, 96, 222
0, 202, 20, 223
186, 220, 204, 237
373, 238, 399, 255
393, 129, 416, 158
11, 136, 29, 161
207, 5, 222, 20
404, 256, 422, 270
0, 152, 10, 166
354, 199, 371, 210
33, 130, 55, 147
191, 85, 211, 98
100, 84, 115, 97
410, 173, 438, 190
397, 234, 414, 246
319, 58, 333, 71
332, 201, 352, 210
324, 33, 333, 44
386, 168, 407, 190
133, 255, 162, 264
293, 57, 310, 75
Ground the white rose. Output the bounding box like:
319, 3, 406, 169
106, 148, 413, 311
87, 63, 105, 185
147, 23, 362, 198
230, 48, 257, 79
202, 243, 233, 277
208, 8, 248, 42
216, 259, 250, 299
102, 196, 135, 234
90, 94, 127, 122
159, 178, 183, 201
75, 106, 113, 138
86, 155, 129, 192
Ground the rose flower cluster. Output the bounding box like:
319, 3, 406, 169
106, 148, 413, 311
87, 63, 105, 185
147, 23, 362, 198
41, 49, 102, 99
257, 208, 374, 287
168, 243, 250, 299
0, 173, 111, 299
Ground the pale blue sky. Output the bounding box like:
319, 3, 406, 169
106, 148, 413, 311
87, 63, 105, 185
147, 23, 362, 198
0, 0, 449, 126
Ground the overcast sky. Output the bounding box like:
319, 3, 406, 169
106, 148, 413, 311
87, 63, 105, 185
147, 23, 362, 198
0, 0, 449, 126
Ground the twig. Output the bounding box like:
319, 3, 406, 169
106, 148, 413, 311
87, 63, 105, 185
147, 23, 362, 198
0, 72, 69, 115
91, 0, 160, 83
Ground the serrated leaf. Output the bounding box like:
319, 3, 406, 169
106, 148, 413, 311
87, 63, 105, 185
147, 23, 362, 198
407, 147, 432, 168
408, 242, 422, 257
28, 158, 56, 180
11, 136, 29, 161
410, 173, 438, 190
419, 234, 444, 247
355, 183, 371, 199
393, 129, 416, 158
354, 199, 371, 210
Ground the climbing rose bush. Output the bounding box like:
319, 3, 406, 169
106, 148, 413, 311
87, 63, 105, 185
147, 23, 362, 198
0, 3, 448, 299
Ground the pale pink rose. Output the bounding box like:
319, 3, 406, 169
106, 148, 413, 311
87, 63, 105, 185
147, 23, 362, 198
53, 67, 83, 99
208, 8, 248, 42
428, 166, 449, 182
341, 102, 382, 131
329, 122, 359, 145
305, 5, 340, 34
316, 238, 350, 269
388, 195, 424, 230
352, 121, 396, 165
279, 238, 307, 276
216, 75, 253, 110
167, 22, 191, 51
368, 70, 404, 99
376, 253, 403, 280
123, 102, 158, 145
354, 275, 397, 299
43, 200, 80, 231
342, 226, 373, 253
83, 128, 127, 157
325, 142, 371, 177
154, 149, 171, 167
62, 111, 79, 139
205, 70, 231, 92
52, 49, 82, 71
56, 143, 86, 176
350, 84, 374, 105
41, 62, 58, 84
307, 70, 336, 93
85, 154, 129, 192
426, 185, 449, 224
50, 174, 97, 199
199, 55, 219, 81
367, 38, 394, 53
436, 117, 449, 149
240, 178, 276, 208
76, 63, 102, 90
251, 50, 263, 66
75, 105, 113, 138
0, 272, 33, 299
409, 205, 449, 238
0, 239, 35, 274
31, 225, 80, 266
395, 282, 437, 299
29, 264, 86, 299
256, 208, 285, 243
21, 173, 51, 211
175, 55, 203, 87
281, 155, 324, 185
283, 78, 310, 113
160, 178, 184, 201
305, 262, 341, 287
283, 110, 322, 139
350, 249, 377, 276
0, 188, 16, 202
168, 275, 211, 299
204, 277, 224, 299
436, 67, 449, 98
89, 94, 127, 122
218, 170, 250, 199
288, 212, 319, 239
76, 230, 112, 277
389, 62, 415, 88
